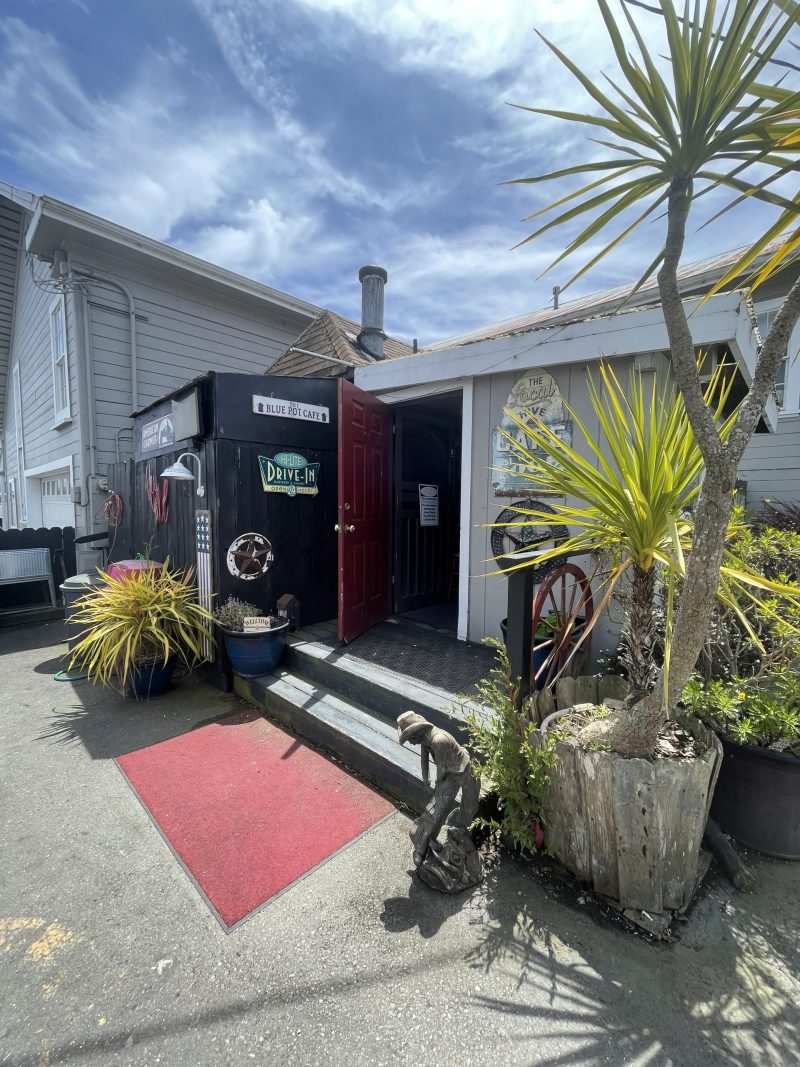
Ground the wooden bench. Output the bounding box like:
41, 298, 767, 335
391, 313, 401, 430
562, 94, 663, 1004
0, 548, 58, 607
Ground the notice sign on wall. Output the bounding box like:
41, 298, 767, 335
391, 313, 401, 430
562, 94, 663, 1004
258, 452, 320, 497
141, 413, 175, 453
252, 395, 330, 424
419, 483, 439, 527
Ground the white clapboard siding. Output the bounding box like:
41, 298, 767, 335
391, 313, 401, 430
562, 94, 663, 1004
0, 199, 22, 433
3, 254, 82, 496
73, 244, 310, 469
739, 414, 800, 506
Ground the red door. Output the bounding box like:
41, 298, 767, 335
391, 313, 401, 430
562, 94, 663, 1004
338, 380, 391, 642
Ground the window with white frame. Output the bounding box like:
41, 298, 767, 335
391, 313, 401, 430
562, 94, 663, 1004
756, 302, 798, 413
50, 296, 71, 425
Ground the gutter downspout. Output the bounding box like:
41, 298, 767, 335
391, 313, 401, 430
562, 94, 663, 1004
71, 265, 138, 410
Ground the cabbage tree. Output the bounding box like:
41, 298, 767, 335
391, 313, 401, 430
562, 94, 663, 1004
511, 0, 800, 755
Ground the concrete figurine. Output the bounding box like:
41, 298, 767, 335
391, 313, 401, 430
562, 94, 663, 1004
397, 712, 483, 893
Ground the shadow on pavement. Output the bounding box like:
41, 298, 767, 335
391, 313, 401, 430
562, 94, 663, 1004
0, 620, 67, 655
35, 673, 237, 759
461, 854, 799, 1066
380, 873, 478, 939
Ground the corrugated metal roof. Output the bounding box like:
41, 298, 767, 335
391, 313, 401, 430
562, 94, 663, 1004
420, 239, 787, 353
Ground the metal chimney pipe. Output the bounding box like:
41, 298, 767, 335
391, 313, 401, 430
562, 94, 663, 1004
358, 265, 387, 360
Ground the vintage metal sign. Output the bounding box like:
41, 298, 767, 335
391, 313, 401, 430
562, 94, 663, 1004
252, 395, 330, 424
226, 533, 275, 580
492, 371, 573, 496
258, 452, 320, 497
141, 413, 175, 453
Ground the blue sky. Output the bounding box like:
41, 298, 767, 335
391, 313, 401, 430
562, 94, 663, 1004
0, 1, 786, 344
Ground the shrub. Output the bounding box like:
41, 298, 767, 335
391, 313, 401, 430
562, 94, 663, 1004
213, 597, 264, 631
683, 672, 800, 752
463, 640, 560, 853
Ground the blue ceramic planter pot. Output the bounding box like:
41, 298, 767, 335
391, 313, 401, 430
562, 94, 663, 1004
129, 658, 177, 700
223, 622, 290, 678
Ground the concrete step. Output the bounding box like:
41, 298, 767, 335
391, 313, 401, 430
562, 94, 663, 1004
234, 668, 433, 813
283, 630, 488, 746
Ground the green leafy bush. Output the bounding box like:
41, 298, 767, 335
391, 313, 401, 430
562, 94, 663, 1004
683, 672, 800, 751
700, 524, 800, 681
464, 640, 560, 853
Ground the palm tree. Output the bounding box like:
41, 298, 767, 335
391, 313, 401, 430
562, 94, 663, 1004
499, 362, 799, 701
510, 0, 800, 756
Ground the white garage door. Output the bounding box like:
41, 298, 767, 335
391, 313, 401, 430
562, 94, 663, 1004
40, 472, 75, 528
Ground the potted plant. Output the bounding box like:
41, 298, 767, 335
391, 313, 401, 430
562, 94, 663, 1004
493, 363, 800, 922
683, 673, 800, 859
214, 596, 290, 678
681, 522, 800, 859
69, 562, 214, 699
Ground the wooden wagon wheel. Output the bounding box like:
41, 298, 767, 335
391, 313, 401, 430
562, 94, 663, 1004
530, 563, 594, 689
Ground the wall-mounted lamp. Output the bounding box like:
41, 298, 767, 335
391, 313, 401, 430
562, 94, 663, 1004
161, 452, 205, 497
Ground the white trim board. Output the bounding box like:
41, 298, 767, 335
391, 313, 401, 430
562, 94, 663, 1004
355, 291, 747, 393
457, 380, 473, 642
24, 455, 75, 478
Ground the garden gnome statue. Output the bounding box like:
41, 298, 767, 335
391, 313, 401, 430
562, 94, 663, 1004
397, 712, 483, 893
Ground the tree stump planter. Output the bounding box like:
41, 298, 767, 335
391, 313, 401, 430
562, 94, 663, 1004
531, 713, 722, 931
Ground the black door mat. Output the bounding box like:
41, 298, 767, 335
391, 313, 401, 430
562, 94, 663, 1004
326, 619, 497, 694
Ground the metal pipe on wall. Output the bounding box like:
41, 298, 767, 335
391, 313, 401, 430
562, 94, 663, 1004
71, 265, 138, 411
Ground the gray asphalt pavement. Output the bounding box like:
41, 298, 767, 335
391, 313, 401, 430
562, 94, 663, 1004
1, 622, 797, 1066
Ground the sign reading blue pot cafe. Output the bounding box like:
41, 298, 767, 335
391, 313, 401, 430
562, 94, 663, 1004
258, 452, 320, 497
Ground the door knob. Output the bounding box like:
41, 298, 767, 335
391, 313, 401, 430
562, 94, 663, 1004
334, 523, 341, 532
345, 524, 355, 533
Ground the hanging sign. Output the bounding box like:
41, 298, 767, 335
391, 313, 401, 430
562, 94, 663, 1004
258, 452, 320, 497
252, 395, 330, 424
226, 533, 275, 580
141, 413, 175, 453
418, 484, 440, 527
492, 371, 573, 496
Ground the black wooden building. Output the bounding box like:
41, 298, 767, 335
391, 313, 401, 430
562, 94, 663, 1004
108, 372, 339, 641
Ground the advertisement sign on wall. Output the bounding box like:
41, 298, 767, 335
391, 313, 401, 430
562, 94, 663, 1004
258, 452, 320, 497
492, 371, 573, 496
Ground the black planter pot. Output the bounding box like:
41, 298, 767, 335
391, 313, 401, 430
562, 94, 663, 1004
710, 735, 800, 860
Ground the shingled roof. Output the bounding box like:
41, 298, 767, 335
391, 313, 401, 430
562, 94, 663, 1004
270, 309, 413, 377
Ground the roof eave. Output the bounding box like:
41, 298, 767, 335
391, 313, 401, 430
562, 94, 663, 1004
24, 196, 321, 321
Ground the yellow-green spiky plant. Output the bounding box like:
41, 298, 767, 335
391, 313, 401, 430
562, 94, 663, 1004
495, 362, 800, 707
69, 561, 214, 693
509, 0, 800, 755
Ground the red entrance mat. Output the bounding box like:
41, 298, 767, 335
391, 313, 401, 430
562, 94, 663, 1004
116, 710, 394, 929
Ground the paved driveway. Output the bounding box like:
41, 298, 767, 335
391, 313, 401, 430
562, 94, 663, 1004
1, 623, 798, 1066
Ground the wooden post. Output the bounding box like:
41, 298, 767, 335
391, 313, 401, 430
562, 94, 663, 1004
506, 567, 535, 707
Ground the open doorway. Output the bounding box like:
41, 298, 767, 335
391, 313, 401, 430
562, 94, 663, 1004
392, 391, 462, 632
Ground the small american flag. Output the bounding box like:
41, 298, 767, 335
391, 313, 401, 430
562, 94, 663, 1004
195, 510, 213, 660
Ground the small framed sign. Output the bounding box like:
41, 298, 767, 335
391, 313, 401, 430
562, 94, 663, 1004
252, 395, 330, 424
419, 484, 439, 527
243, 617, 271, 632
